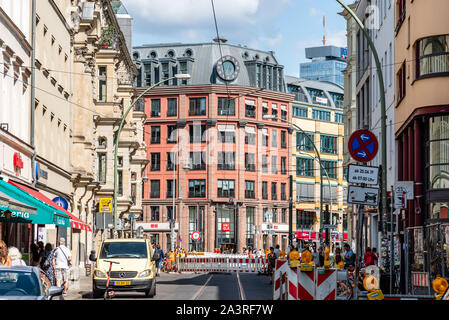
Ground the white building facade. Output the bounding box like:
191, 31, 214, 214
0, 0, 33, 246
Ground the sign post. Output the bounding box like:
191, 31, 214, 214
347, 129, 380, 300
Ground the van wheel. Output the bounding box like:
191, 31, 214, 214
146, 281, 156, 298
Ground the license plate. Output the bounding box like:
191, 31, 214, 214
113, 281, 131, 286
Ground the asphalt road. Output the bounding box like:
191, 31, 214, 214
84, 272, 273, 300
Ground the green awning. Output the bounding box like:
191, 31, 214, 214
0, 190, 38, 223
0, 179, 70, 227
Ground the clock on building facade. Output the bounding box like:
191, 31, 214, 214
216, 55, 240, 81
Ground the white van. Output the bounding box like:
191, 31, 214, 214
90, 239, 159, 298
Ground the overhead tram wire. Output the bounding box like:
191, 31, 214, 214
0, 55, 425, 83
0, 67, 405, 150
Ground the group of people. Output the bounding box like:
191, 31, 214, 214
0, 238, 72, 295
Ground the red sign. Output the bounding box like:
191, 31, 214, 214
348, 130, 378, 162
13, 152, 23, 176
191, 231, 201, 241
222, 222, 231, 232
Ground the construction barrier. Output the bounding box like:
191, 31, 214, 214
316, 269, 337, 300
273, 260, 288, 300
273, 262, 338, 300
178, 256, 268, 273
297, 267, 315, 300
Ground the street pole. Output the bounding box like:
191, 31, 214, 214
354, 204, 364, 301
113, 74, 191, 238
336, 0, 388, 274
171, 151, 176, 251
390, 185, 395, 294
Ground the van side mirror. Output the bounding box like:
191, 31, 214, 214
89, 250, 96, 262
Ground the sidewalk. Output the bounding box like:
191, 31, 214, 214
65, 268, 92, 300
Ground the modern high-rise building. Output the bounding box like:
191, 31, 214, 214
286, 76, 347, 247
300, 45, 347, 88
133, 42, 293, 253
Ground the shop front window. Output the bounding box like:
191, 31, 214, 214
217, 206, 235, 250
429, 116, 449, 189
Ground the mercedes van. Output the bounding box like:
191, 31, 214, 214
90, 239, 159, 298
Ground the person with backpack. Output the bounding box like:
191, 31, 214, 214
154, 244, 164, 276
41, 243, 56, 285
363, 247, 375, 267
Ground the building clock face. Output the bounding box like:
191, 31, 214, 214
216, 55, 240, 81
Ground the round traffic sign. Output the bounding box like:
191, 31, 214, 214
348, 130, 379, 162
191, 231, 201, 241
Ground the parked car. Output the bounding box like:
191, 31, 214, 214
0, 266, 64, 300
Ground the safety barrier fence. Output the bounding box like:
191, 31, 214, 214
273, 260, 340, 300
178, 256, 268, 273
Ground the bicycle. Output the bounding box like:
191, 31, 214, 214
104, 260, 120, 300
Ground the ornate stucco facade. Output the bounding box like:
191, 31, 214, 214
69, 0, 146, 265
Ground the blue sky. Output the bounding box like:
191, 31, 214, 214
122, 0, 348, 77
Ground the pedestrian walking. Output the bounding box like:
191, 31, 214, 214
53, 238, 72, 295
267, 247, 276, 284
343, 243, 355, 269
40, 243, 55, 285
30, 242, 40, 267
332, 247, 345, 269
318, 247, 325, 267
155, 244, 164, 276
312, 244, 320, 266
273, 245, 280, 259
8, 247, 26, 266
0, 240, 11, 266
363, 247, 375, 267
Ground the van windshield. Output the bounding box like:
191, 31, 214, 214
100, 242, 148, 259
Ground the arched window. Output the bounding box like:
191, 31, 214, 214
417, 35, 449, 78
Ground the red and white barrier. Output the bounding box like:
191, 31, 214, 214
316, 269, 337, 300
273, 260, 288, 300
297, 268, 316, 300
288, 267, 299, 300
178, 256, 267, 273
275, 267, 337, 301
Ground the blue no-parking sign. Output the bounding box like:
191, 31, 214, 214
348, 130, 379, 162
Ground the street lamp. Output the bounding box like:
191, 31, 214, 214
263, 114, 325, 245
336, 0, 388, 300
113, 73, 191, 238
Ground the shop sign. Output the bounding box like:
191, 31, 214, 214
222, 222, 231, 232
13, 152, 23, 176
135, 222, 178, 232
35, 162, 48, 181
262, 223, 288, 233
0, 210, 30, 220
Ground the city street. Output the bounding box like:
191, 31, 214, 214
68, 272, 273, 300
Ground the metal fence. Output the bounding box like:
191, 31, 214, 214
405, 224, 449, 295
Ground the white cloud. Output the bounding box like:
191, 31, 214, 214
123, 0, 291, 46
